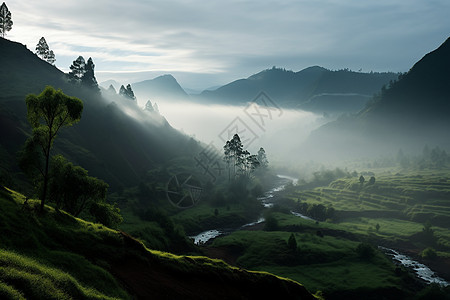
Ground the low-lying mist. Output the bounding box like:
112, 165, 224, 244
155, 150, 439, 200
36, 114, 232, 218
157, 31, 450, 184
157, 101, 325, 163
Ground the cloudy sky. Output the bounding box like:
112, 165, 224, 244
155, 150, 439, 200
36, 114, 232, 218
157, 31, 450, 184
6, 0, 450, 90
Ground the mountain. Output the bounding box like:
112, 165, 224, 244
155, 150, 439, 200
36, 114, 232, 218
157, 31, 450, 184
132, 74, 189, 103
99, 79, 122, 91
0, 38, 200, 191
305, 37, 450, 159
195, 66, 398, 114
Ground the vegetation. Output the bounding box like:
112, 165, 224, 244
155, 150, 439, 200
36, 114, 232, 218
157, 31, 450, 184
21, 86, 83, 211
0, 2, 12, 38
0, 187, 317, 299
35, 37, 56, 65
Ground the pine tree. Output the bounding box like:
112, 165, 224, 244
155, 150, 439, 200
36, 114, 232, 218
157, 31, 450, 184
36, 37, 56, 65
145, 100, 154, 112
46, 50, 56, 65
107, 84, 117, 94
36, 37, 50, 60
81, 57, 99, 92
119, 84, 136, 101
257, 147, 269, 168
0, 2, 13, 38
69, 56, 86, 83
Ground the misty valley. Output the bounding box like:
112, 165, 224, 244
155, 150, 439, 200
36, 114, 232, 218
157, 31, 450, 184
1, 3, 450, 299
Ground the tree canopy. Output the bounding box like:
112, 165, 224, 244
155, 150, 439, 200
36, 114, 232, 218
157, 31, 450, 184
49, 155, 109, 217
223, 134, 262, 181
69, 56, 86, 82
35, 37, 56, 65
0, 2, 13, 38
23, 86, 83, 211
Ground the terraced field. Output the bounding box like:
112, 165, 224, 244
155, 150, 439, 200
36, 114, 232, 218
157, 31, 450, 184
290, 171, 450, 227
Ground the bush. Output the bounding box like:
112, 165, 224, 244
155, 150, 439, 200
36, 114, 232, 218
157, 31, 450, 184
89, 202, 123, 228
421, 247, 437, 260
355, 242, 375, 260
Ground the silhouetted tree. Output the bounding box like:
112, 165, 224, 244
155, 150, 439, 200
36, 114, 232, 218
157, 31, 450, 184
81, 57, 99, 92
375, 223, 380, 232
36, 37, 49, 60
107, 84, 117, 94
46, 50, 56, 65
287, 233, 297, 251
69, 56, 86, 83
368, 176, 376, 185
119, 84, 136, 101
359, 175, 365, 184
35, 37, 56, 64
152, 102, 159, 113
145, 100, 154, 112
0, 2, 13, 38
23, 86, 83, 211
257, 147, 269, 168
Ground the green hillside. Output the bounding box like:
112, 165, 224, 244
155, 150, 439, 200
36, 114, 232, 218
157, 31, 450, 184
0, 186, 317, 299
0, 38, 201, 192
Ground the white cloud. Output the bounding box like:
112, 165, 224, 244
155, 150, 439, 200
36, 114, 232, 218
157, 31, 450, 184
5, 0, 450, 89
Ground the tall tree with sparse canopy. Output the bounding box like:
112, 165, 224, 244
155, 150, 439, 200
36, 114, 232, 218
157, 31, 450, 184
24, 86, 83, 212
0, 2, 13, 38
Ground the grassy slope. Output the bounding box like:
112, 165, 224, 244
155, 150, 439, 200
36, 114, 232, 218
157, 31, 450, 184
201, 170, 450, 298
209, 222, 412, 299
0, 186, 317, 299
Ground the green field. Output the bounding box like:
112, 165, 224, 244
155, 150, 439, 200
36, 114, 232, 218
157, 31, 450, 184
200, 169, 450, 299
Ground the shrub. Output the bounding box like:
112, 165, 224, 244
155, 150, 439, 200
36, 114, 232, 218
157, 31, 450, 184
356, 242, 375, 260
421, 247, 437, 260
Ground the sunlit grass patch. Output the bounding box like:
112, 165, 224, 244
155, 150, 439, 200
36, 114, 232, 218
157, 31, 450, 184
0, 249, 120, 300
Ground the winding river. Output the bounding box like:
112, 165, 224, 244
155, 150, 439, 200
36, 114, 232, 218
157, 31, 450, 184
190, 175, 449, 286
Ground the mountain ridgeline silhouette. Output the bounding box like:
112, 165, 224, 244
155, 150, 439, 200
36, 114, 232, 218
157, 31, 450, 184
305, 37, 450, 159
132, 74, 190, 104
0, 38, 200, 191
195, 66, 398, 114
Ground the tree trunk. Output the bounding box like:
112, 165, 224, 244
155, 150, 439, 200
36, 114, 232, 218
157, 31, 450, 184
40, 152, 50, 212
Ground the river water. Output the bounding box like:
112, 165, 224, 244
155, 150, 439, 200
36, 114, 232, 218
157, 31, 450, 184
379, 246, 449, 287
189, 175, 449, 286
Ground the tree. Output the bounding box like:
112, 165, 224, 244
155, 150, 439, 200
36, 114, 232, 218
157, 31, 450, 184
49, 155, 108, 217
368, 176, 376, 185
36, 37, 50, 60
81, 57, 99, 92
107, 84, 117, 95
0, 2, 13, 38
90, 202, 123, 228
287, 233, 297, 252
24, 86, 83, 211
144, 100, 154, 112
359, 175, 365, 184
68, 56, 86, 83
36, 37, 56, 65
257, 147, 268, 168
46, 50, 56, 65
119, 84, 136, 101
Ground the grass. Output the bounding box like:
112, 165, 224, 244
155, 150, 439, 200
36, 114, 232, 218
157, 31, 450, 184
210, 228, 407, 296
0, 186, 318, 299
0, 249, 119, 300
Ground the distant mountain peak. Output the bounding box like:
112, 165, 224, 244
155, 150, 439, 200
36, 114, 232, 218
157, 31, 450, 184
132, 74, 188, 103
